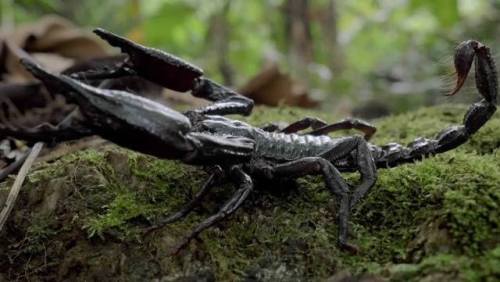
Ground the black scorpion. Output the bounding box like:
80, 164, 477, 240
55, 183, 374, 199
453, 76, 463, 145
0, 29, 497, 254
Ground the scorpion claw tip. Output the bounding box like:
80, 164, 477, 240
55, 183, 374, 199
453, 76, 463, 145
19, 57, 59, 84
19, 57, 38, 71
93, 28, 113, 40
93, 27, 105, 34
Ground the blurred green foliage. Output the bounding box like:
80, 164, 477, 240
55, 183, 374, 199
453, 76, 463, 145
2, 0, 499, 113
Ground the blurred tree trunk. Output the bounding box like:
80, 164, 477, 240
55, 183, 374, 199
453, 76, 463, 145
320, 0, 344, 74
283, 0, 313, 80
207, 1, 234, 86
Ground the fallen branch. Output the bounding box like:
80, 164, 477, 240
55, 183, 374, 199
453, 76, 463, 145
0, 149, 30, 183
0, 142, 44, 231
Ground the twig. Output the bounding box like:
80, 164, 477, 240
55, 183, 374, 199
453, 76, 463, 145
0, 150, 30, 183
0, 142, 44, 232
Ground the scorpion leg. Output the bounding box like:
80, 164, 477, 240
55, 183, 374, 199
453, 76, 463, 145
263, 117, 376, 141
171, 166, 253, 255
280, 117, 328, 133
144, 166, 224, 233
321, 136, 377, 210
308, 118, 377, 141
269, 157, 357, 253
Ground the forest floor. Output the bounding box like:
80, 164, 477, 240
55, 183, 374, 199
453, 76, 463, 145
0, 104, 499, 281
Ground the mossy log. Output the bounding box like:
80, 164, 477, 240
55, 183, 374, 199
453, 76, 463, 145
1, 105, 499, 281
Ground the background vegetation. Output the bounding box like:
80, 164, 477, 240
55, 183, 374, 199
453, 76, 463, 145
1, 1, 500, 281
3, 0, 500, 114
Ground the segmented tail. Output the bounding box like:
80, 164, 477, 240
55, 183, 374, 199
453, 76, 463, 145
370, 40, 497, 169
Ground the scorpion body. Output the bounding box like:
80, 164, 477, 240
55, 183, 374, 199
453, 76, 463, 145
199, 116, 341, 161
1, 29, 496, 254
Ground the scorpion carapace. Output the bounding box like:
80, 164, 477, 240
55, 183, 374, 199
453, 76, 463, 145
1, 28, 497, 255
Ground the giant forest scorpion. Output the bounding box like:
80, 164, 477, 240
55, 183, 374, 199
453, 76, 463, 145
1, 29, 496, 254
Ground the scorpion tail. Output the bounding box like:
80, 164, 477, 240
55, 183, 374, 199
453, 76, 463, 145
371, 40, 497, 168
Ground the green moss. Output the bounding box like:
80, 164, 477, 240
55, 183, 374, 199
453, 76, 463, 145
385, 247, 500, 281
0, 104, 499, 281
21, 215, 58, 255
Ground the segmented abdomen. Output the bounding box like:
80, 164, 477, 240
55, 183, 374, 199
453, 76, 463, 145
254, 131, 338, 161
